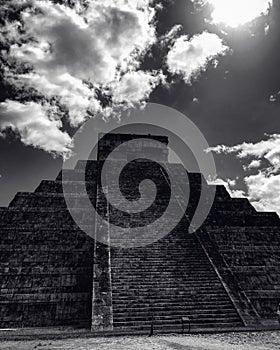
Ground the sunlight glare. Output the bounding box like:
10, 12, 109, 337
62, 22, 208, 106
207, 0, 271, 27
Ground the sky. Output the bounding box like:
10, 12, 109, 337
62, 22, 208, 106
0, 0, 279, 216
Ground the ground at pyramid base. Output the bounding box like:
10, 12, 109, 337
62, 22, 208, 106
1, 331, 280, 350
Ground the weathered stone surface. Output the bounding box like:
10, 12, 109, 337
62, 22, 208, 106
0, 162, 98, 328
205, 225, 280, 321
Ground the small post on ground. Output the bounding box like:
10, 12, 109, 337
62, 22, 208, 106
149, 311, 154, 337
182, 316, 191, 334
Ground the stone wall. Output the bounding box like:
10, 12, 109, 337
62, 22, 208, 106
0, 161, 99, 328
203, 197, 280, 321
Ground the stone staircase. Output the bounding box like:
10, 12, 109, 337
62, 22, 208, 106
110, 228, 244, 332
94, 159, 244, 332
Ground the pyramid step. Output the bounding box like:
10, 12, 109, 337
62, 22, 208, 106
112, 297, 234, 306
112, 284, 224, 291
113, 321, 243, 331
113, 311, 240, 322
111, 270, 216, 275
113, 306, 236, 314
112, 281, 221, 287
113, 316, 242, 327
112, 286, 226, 294
112, 276, 221, 282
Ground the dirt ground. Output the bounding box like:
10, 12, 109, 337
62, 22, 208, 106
1, 331, 280, 350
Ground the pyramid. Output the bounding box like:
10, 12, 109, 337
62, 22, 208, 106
0, 133, 280, 333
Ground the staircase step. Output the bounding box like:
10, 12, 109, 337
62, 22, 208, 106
113, 311, 240, 322
114, 306, 236, 317
113, 321, 243, 331
113, 316, 242, 327
112, 283, 224, 290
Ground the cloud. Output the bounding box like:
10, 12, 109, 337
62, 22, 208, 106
8, 0, 156, 84
208, 177, 245, 198
0, 100, 72, 156
269, 91, 280, 103
111, 70, 165, 106
7, 71, 101, 126
209, 134, 280, 215
166, 32, 228, 83
0, 0, 162, 154
160, 25, 183, 45
208, 134, 280, 171
244, 172, 280, 214
243, 159, 262, 171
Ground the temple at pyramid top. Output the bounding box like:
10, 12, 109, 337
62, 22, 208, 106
97, 132, 169, 162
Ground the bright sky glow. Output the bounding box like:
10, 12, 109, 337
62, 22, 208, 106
207, 0, 271, 27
